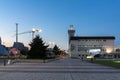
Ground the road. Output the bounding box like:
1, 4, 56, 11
0, 58, 120, 80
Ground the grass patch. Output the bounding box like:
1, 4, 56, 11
93, 60, 120, 69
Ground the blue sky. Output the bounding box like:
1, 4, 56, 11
0, 0, 120, 50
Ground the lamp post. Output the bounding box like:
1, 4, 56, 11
32, 28, 42, 40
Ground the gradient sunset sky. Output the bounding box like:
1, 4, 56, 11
0, 0, 120, 50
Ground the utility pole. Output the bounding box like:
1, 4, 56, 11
16, 23, 18, 42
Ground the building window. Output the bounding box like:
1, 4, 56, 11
71, 44, 75, 51
103, 40, 106, 42
78, 45, 81, 52
94, 45, 96, 47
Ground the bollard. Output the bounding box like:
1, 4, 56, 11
4, 58, 6, 66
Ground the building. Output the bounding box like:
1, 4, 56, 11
13, 42, 28, 51
68, 25, 115, 58
0, 37, 9, 56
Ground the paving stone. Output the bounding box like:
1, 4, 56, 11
0, 58, 119, 80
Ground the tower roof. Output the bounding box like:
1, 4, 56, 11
69, 25, 75, 30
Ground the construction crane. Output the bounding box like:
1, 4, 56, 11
18, 28, 42, 40
15, 23, 42, 42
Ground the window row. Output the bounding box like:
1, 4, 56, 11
78, 39, 106, 42
78, 45, 103, 47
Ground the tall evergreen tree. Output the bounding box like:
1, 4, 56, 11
28, 35, 48, 59
53, 45, 60, 55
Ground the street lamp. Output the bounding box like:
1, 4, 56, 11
32, 28, 42, 40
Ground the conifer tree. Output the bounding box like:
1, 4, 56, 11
28, 35, 48, 59
53, 45, 60, 55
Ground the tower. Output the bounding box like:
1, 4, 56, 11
68, 25, 75, 57
68, 25, 75, 40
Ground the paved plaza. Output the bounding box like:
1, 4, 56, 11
0, 58, 120, 80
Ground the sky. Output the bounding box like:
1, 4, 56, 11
0, 0, 120, 50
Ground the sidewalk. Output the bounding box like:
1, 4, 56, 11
0, 58, 120, 80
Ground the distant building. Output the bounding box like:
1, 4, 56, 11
47, 48, 55, 57
12, 42, 28, 54
68, 25, 115, 58
0, 37, 9, 56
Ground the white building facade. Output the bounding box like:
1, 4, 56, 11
68, 25, 115, 58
